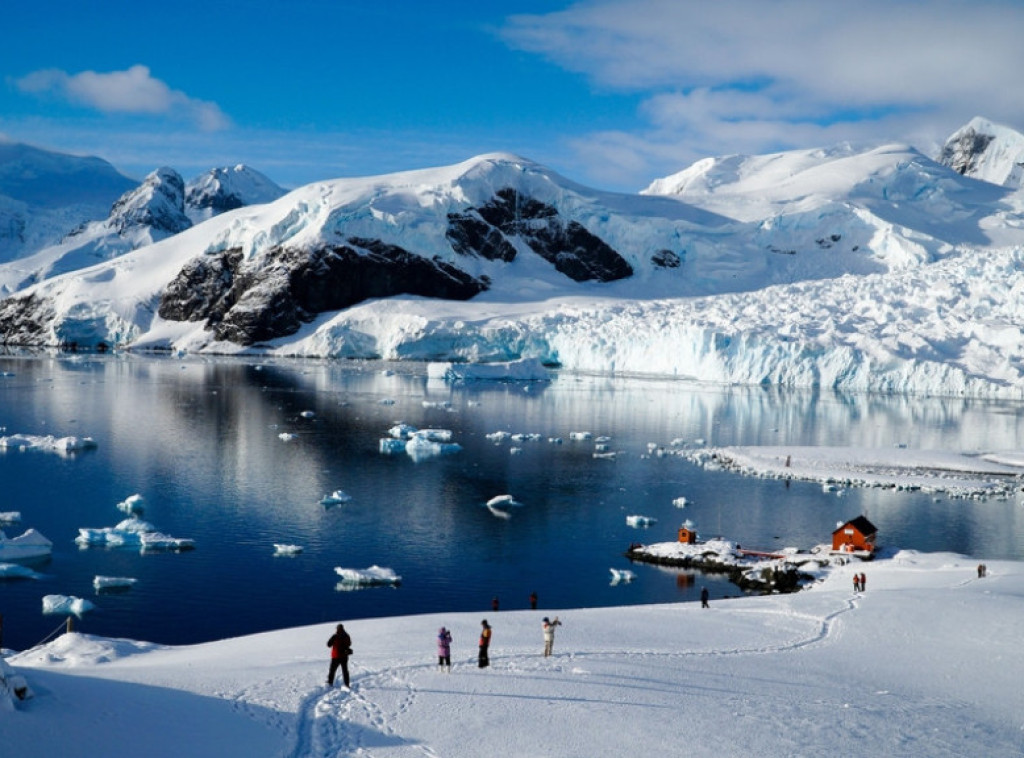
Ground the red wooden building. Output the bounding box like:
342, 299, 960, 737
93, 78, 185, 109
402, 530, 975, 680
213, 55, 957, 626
677, 525, 698, 544
832, 516, 877, 554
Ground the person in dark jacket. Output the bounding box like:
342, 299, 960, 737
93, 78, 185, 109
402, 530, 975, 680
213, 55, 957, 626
700, 587, 709, 608
478, 619, 492, 668
327, 623, 352, 687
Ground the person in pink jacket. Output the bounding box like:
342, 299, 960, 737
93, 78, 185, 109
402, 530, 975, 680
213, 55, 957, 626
437, 626, 452, 672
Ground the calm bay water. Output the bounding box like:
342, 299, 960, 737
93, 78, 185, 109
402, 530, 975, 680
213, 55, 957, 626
2, 353, 1024, 651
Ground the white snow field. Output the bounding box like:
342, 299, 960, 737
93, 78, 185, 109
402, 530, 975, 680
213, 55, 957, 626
4, 550, 1022, 757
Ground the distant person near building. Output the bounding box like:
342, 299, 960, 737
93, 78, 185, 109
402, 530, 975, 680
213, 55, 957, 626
529, 591, 538, 610
700, 587, 709, 608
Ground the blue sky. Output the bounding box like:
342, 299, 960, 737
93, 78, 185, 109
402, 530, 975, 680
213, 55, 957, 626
3, 0, 1023, 191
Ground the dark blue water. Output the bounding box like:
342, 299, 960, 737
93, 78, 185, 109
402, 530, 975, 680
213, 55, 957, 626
2, 354, 1023, 651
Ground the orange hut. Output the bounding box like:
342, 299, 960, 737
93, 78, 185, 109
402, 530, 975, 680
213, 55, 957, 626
832, 516, 877, 554
677, 525, 698, 544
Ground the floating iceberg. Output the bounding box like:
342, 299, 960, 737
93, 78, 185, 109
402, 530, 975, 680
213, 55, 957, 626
673, 497, 688, 508
380, 425, 460, 461
0, 511, 21, 524
0, 434, 97, 456
93, 576, 137, 591
626, 515, 657, 528
0, 529, 53, 562
427, 358, 550, 384
0, 562, 44, 580
334, 565, 402, 588
320, 490, 352, 507
42, 594, 95, 616
278, 432, 298, 442
610, 568, 637, 584
273, 544, 303, 555
299, 410, 316, 418
570, 432, 592, 441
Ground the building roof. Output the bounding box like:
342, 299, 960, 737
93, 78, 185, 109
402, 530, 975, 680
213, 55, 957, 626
833, 515, 877, 536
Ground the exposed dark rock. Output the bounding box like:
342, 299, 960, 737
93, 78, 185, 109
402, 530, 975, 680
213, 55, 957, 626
448, 187, 633, 282
0, 293, 55, 346
651, 249, 681, 268
939, 128, 995, 176
445, 212, 518, 262
158, 240, 489, 346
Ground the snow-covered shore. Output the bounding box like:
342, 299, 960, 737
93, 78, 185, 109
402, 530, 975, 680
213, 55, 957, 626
4, 550, 1022, 757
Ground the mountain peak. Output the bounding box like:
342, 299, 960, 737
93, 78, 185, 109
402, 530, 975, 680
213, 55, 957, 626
937, 116, 1024, 188
109, 167, 191, 237
185, 165, 286, 221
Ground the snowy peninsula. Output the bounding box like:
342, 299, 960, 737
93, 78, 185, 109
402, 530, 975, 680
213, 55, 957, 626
4, 550, 1022, 756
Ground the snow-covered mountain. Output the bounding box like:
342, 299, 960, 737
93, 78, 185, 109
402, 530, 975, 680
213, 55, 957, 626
0, 140, 137, 263
5, 120, 1024, 397
938, 116, 1024, 188
184, 165, 286, 223
0, 164, 285, 295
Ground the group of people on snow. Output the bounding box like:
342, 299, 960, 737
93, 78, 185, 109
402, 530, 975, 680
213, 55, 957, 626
326, 595, 564, 685
853, 572, 867, 592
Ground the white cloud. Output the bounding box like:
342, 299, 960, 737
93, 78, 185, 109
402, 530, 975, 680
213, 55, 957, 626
15, 65, 230, 131
503, 0, 1024, 187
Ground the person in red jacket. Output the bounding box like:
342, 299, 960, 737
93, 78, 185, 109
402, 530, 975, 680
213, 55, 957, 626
327, 623, 352, 687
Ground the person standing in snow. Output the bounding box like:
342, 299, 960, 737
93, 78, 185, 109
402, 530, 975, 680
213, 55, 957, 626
529, 591, 538, 610
326, 623, 352, 688
542, 616, 562, 657
437, 626, 452, 672
859, 573, 866, 592
478, 619, 492, 668
700, 587, 709, 608
492, 596, 500, 612
853, 574, 861, 592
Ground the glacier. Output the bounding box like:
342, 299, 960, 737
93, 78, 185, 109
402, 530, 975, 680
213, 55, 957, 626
4, 120, 1024, 397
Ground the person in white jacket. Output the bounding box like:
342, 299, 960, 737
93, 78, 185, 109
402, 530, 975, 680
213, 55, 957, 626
542, 616, 562, 657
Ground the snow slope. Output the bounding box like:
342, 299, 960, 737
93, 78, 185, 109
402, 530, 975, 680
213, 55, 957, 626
4, 551, 1022, 757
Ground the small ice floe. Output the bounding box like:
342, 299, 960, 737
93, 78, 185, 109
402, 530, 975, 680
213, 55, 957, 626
93, 576, 137, 592
273, 544, 303, 555
609, 568, 636, 584
320, 490, 352, 507
595, 442, 611, 452
379, 398, 396, 405
0, 528, 53, 561
569, 431, 592, 441
76, 517, 194, 553
299, 410, 316, 419
593, 451, 617, 460
626, 515, 657, 528
43, 594, 95, 616
485, 494, 522, 518
510, 447, 522, 455
822, 483, 843, 493
0, 562, 44, 580
486, 494, 521, 508
0, 511, 21, 524
486, 431, 512, 443
278, 432, 298, 442
673, 497, 688, 509
116, 494, 145, 514
379, 438, 407, 454
389, 423, 419, 439
334, 565, 402, 589
422, 400, 452, 410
